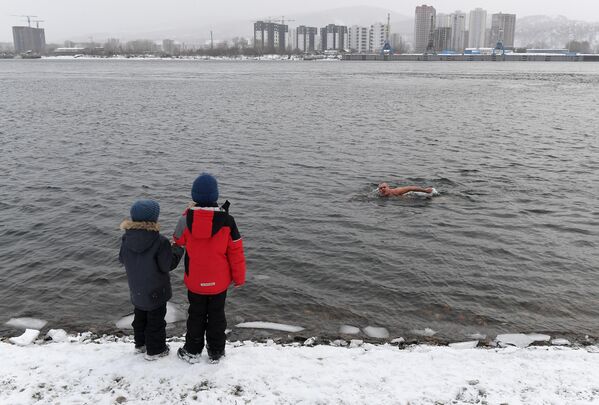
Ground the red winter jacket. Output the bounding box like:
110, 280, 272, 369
173, 205, 246, 295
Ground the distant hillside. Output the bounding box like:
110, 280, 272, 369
516, 15, 599, 50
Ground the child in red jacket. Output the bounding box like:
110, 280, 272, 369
173, 173, 246, 363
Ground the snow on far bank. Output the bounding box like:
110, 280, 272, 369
1, 336, 599, 405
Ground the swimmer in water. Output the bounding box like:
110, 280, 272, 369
378, 182, 434, 197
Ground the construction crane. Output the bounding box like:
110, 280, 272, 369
11, 15, 38, 27
32, 20, 45, 29
381, 13, 393, 56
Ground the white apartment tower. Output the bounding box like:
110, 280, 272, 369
435, 13, 452, 28
370, 22, 387, 53
468, 8, 487, 49
414, 5, 436, 53
348, 25, 369, 53
449, 11, 467, 52
489, 13, 517, 48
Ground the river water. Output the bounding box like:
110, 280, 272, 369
1, 59, 597, 341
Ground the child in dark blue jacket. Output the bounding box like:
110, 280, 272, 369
119, 199, 183, 360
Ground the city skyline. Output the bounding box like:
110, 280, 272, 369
2, 0, 599, 43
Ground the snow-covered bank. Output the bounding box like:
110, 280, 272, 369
1, 336, 598, 404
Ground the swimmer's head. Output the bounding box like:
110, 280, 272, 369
378, 183, 390, 196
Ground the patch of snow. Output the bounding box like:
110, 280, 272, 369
449, 341, 479, 349
349, 340, 364, 348
5, 317, 47, 330
1, 339, 598, 404
9, 329, 40, 346
303, 337, 317, 346
235, 322, 304, 333
496, 334, 535, 348
391, 337, 405, 344
46, 329, 68, 343
412, 328, 437, 337
339, 325, 360, 335
362, 326, 389, 339
551, 338, 571, 346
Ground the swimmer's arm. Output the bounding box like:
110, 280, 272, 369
390, 186, 433, 196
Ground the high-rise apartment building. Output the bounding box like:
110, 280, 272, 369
296, 26, 318, 52
414, 5, 436, 53
254, 21, 288, 53
433, 27, 452, 52
370, 23, 387, 53
468, 8, 487, 49
436, 13, 451, 28
348, 26, 369, 53
389, 33, 403, 52
489, 13, 516, 48
162, 39, 176, 55
449, 11, 467, 52
12, 26, 46, 54
320, 24, 348, 51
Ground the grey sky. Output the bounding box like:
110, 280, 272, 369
2, 0, 598, 42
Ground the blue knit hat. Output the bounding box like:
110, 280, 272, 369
191, 173, 219, 204
130, 199, 160, 222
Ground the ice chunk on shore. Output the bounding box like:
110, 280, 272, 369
115, 314, 134, 330
5, 318, 47, 330
115, 302, 186, 329
363, 327, 389, 339
467, 333, 487, 340
551, 338, 571, 346
164, 303, 186, 323
235, 322, 304, 333
496, 334, 535, 348
449, 341, 479, 350
9, 329, 40, 346
46, 329, 68, 343
412, 328, 437, 337
339, 325, 360, 335
527, 334, 551, 343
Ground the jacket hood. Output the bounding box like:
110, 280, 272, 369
120, 220, 161, 253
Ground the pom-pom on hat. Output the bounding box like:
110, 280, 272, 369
191, 173, 219, 204
130, 199, 160, 222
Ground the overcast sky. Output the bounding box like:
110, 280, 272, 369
2, 0, 598, 42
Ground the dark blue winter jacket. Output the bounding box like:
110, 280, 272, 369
119, 220, 184, 311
